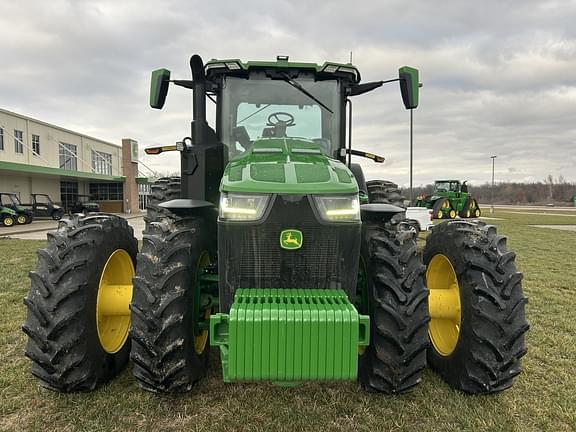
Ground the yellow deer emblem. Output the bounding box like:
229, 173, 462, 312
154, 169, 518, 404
280, 230, 303, 250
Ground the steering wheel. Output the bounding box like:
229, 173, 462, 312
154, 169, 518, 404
267, 112, 295, 127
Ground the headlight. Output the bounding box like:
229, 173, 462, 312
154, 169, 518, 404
219, 193, 270, 221
313, 195, 360, 222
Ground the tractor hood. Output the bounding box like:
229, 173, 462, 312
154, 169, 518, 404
220, 138, 358, 194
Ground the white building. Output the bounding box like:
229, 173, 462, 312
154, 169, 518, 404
0, 108, 145, 212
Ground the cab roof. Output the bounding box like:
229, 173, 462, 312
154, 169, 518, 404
205, 57, 361, 83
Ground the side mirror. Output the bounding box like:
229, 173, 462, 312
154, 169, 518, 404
150, 68, 171, 109
399, 66, 419, 110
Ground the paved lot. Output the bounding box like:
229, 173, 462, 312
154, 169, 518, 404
531, 225, 576, 232
0, 214, 145, 240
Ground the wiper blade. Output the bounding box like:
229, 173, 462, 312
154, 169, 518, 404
279, 72, 333, 114
237, 104, 271, 124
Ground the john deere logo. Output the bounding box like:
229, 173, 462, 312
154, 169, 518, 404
280, 229, 303, 250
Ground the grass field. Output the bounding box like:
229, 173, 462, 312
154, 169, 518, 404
1, 210, 575, 432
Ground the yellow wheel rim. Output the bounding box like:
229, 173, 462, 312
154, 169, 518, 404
475, 209, 481, 217
449, 210, 456, 218
4, 217, 14, 226
427, 254, 461, 356
96, 249, 134, 353
17, 215, 27, 224
437, 210, 443, 219
194, 251, 211, 355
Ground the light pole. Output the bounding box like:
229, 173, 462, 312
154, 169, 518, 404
490, 155, 497, 214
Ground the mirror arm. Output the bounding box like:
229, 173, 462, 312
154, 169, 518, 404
340, 148, 385, 163
172, 79, 195, 89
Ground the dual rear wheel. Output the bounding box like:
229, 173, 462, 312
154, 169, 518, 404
358, 219, 528, 394
23, 214, 137, 392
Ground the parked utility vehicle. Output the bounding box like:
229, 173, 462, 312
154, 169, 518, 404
0, 193, 33, 224
69, 194, 100, 213
22, 194, 65, 220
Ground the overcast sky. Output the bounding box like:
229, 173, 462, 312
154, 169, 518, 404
1, 0, 575, 186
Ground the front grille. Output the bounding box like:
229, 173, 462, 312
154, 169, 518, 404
218, 195, 361, 312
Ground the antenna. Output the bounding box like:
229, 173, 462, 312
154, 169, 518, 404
349, 51, 353, 64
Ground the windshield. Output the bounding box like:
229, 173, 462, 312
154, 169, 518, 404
1, 194, 20, 206
35, 195, 51, 204
220, 75, 341, 159
435, 181, 459, 192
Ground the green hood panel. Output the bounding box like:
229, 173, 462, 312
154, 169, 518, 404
221, 139, 358, 194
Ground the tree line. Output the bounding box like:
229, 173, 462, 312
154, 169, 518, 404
411, 176, 576, 206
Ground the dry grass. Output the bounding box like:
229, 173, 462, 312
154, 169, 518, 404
1, 209, 575, 432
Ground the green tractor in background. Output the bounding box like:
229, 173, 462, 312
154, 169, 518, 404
23, 55, 527, 396
416, 180, 481, 219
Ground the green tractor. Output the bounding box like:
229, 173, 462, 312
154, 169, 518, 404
23, 55, 527, 395
416, 180, 481, 219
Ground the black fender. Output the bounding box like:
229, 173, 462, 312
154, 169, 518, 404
360, 203, 405, 222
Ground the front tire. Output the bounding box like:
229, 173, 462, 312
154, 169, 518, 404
432, 198, 449, 219
22, 214, 137, 392
2, 215, 15, 227
423, 220, 528, 394
358, 221, 429, 393
130, 213, 212, 393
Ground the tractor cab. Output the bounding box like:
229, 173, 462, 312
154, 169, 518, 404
434, 180, 461, 193
206, 58, 355, 160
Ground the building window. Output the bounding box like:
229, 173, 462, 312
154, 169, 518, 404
14, 130, 23, 153
60, 181, 78, 211
0, 128, 3, 150
59, 143, 78, 170
89, 183, 123, 201
91, 150, 113, 176
32, 134, 40, 155
139, 183, 151, 210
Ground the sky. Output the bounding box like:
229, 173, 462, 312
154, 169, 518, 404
1, 0, 575, 187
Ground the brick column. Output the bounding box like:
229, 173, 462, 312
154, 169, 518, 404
122, 138, 140, 213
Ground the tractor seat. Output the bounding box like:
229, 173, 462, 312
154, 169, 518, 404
262, 127, 275, 138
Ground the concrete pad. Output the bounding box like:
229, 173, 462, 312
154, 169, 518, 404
530, 225, 576, 232
1, 214, 146, 241
502, 211, 576, 217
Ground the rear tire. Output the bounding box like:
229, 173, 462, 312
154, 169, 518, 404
459, 199, 472, 218
17, 214, 32, 225
423, 220, 528, 394
366, 180, 405, 208
145, 177, 181, 226
130, 212, 211, 393
358, 221, 429, 393
22, 214, 137, 392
